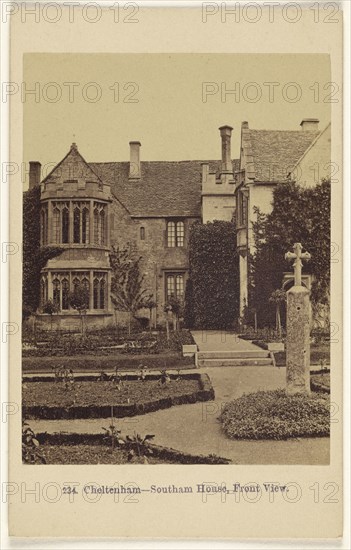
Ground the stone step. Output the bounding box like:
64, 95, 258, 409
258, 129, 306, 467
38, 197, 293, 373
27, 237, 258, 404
197, 358, 273, 367
197, 350, 270, 360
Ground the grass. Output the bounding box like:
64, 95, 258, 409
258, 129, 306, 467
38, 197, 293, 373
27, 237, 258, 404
23, 378, 200, 408
220, 389, 330, 440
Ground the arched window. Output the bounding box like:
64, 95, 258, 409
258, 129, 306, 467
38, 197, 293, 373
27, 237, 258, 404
100, 279, 105, 309
140, 226, 145, 240
82, 207, 89, 243
62, 278, 70, 310
73, 206, 80, 243
53, 207, 60, 244
93, 278, 99, 309
93, 203, 106, 245
73, 203, 90, 244
53, 278, 60, 307
61, 206, 69, 243
40, 276, 48, 307
166, 273, 184, 301
93, 272, 107, 309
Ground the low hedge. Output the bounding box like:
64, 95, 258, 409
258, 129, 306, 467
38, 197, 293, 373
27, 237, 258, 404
220, 389, 330, 440
23, 373, 214, 420
36, 432, 231, 464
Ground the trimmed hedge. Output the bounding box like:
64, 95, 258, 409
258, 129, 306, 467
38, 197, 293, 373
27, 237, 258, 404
220, 389, 330, 440
185, 221, 239, 329
23, 373, 214, 419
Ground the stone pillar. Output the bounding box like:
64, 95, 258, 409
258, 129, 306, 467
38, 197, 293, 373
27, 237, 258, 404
286, 286, 311, 395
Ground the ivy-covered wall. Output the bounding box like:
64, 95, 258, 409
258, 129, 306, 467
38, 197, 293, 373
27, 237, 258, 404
184, 221, 240, 329
22, 186, 63, 318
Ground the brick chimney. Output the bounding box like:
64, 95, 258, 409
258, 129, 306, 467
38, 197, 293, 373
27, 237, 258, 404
29, 161, 41, 189
129, 141, 141, 179
300, 118, 319, 131
219, 125, 233, 173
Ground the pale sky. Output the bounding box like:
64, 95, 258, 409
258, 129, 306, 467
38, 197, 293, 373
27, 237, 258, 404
23, 53, 331, 185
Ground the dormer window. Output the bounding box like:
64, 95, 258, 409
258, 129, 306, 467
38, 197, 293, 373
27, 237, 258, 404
167, 220, 184, 247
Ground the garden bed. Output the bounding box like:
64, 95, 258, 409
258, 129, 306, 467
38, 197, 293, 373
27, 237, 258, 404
33, 432, 231, 464
22, 329, 196, 357
274, 344, 330, 367
220, 389, 330, 440
22, 353, 194, 373
310, 373, 330, 393
22, 373, 214, 419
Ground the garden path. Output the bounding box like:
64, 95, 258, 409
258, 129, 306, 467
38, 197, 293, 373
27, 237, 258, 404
30, 363, 329, 465
191, 330, 262, 352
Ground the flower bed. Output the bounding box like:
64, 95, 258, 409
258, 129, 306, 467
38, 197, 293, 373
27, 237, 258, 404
34, 432, 231, 465
22, 329, 196, 357
22, 353, 194, 373
22, 373, 214, 419
220, 389, 330, 440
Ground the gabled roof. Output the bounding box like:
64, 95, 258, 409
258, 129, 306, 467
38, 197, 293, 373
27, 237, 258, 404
42, 143, 103, 186
89, 160, 239, 217
247, 129, 320, 182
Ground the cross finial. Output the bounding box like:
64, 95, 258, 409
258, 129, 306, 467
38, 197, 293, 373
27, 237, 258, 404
285, 243, 311, 286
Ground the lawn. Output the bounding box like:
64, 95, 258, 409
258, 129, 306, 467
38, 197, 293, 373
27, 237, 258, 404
23, 378, 200, 408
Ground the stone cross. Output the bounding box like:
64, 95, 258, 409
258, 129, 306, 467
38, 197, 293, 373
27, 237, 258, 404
284, 243, 311, 395
285, 243, 311, 286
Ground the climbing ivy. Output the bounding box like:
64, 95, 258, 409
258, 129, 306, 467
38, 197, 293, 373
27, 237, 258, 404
185, 221, 240, 329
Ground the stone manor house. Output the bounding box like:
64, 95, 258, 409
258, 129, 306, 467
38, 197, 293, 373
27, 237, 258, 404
31, 119, 331, 330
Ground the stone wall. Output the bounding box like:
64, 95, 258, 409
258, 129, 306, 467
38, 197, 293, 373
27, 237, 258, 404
110, 198, 200, 326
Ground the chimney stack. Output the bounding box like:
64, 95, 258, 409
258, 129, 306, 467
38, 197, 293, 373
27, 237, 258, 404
129, 141, 141, 179
219, 125, 233, 173
300, 118, 319, 131
29, 161, 42, 189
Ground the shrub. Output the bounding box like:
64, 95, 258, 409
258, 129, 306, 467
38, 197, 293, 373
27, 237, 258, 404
220, 389, 330, 440
250, 179, 330, 327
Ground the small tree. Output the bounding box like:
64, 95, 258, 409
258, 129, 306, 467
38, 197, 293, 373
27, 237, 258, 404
165, 295, 183, 332
269, 289, 286, 340
69, 284, 89, 336
142, 298, 157, 331
42, 299, 60, 331
110, 245, 153, 336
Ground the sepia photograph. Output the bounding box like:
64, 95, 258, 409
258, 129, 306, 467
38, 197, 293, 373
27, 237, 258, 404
3, 2, 346, 541
20, 52, 333, 467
